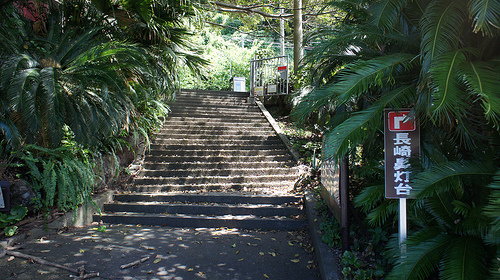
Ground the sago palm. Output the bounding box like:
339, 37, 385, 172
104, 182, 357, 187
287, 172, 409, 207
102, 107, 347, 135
294, 0, 500, 279
0, 7, 152, 148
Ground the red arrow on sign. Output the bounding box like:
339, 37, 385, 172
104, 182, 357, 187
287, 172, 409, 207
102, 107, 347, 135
388, 111, 415, 131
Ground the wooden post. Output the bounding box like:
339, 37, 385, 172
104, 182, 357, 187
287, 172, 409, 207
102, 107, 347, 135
340, 157, 350, 252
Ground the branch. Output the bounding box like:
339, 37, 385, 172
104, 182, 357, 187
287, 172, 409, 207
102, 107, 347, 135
209, 2, 335, 19
204, 21, 271, 38
210, 1, 293, 18
120, 256, 150, 269
6, 250, 81, 274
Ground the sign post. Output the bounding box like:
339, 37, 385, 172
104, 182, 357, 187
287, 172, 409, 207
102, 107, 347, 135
384, 109, 419, 246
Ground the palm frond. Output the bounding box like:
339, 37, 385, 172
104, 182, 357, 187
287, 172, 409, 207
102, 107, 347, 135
366, 198, 398, 226
369, 0, 409, 31
485, 170, 500, 232
429, 49, 467, 122
420, 0, 467, 72
469, 0, 500, 36
460, 60, 500, 127
0, 118, 21, 147
323, 84, 415, 161
386, 233, 452, 280
441, 236, 489, 280
413, 160, 497, 197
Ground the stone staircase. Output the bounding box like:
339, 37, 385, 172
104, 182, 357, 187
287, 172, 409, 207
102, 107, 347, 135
94, 89, 306, 230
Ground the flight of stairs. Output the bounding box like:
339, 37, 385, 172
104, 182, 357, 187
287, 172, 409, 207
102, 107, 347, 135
95, 89, 306, 230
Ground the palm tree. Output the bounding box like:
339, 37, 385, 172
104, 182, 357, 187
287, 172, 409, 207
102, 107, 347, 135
294, 0, 500, 278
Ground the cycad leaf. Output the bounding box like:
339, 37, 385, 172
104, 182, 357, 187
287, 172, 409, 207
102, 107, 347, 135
429, 50, 467, 121
485, 170, 500, 232
420, 0, 467, 72
441, 236, 488, 280
386, 233, 452, 280
335, 53, 414, 105
323, 84, 414, 161
460, 60, 500, 127
413, 160, 497, 197
293, 53, 414, 124
369, 0, 409, 31
469, 0, 500, 36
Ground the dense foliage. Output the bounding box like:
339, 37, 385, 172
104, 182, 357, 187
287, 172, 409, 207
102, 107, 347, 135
294, 0, 500, 279
0, 0, 203, 216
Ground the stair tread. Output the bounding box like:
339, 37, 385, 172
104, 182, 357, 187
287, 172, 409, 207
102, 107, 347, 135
97, 212, 304, 221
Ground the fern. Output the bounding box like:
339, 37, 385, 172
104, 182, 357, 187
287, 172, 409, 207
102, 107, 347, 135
14, 127, 97, 214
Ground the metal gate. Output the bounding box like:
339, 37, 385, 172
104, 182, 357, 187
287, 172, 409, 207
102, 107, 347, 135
249, 55, 289, 102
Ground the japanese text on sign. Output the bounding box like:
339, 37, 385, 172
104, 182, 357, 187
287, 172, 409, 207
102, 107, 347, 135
384, 110, 420, 199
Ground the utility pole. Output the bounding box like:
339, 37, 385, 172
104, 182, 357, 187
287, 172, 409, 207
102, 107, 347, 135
280, 7, 285, 58
293, 0, 303, 71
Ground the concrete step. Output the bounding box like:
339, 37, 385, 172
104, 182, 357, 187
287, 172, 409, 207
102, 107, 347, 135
152, 137, 283, 145
162, 123, 273, 130
170, 102, 259, 111
149, 143, 285, 151
94, 213, 306, 230
102, 202, 302, 217
112, 193, 302, 205
143, 154, 294, 163
167, 113, 266, 121
165, 116, 269, 124
169, 108, 262, 118
134, 174, 297, 185
151, 134, 279, 140
139, 167, 298, 177
142, 161, 295, 170
146, 149, 290, 157
155, 129, 276, 137
158, 127, 274, 134
173, 99, 249, 107
129, 182, 294, 192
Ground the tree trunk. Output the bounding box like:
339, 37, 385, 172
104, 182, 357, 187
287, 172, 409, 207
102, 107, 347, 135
293, 0, 303, 71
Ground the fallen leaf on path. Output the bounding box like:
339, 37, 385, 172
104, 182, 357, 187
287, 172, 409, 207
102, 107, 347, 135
290, 259, 300, 263
263, 274, 270, 278
153, 258, 162, 264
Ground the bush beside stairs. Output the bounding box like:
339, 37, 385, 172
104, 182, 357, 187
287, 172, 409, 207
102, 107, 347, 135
94, 89, 306, 230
